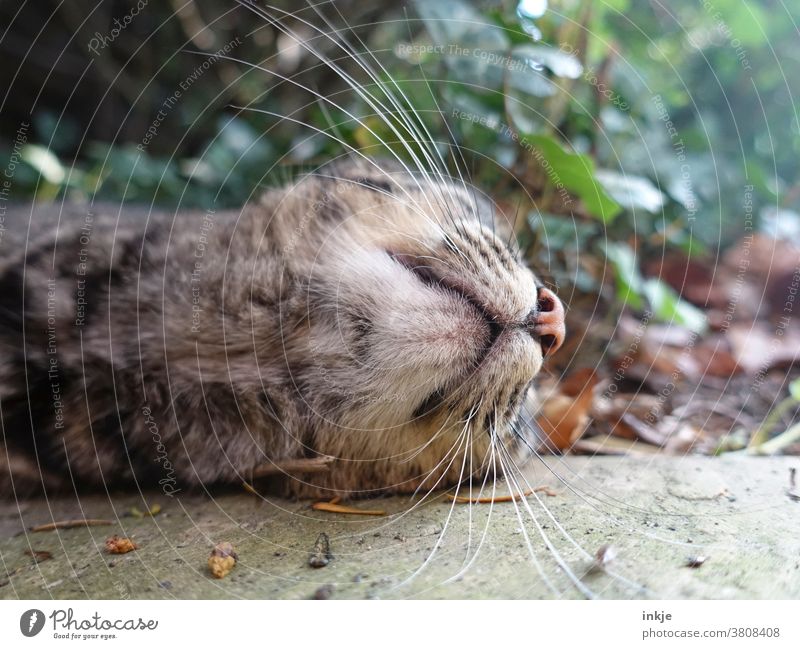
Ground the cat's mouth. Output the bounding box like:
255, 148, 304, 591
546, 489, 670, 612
388, 251, 505, 354
387, 250, 547, 422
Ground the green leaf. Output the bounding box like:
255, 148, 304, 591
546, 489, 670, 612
507, 65, 557, 97
513, 44, 583, 79
524, 135, 622, 221
604, 242, 644, 309
215, 116, 273, 163
415, 0, 508, 52
594, 169, 665, 213
642, 278, 708, 333
760, 207, 800, 240
528, 211, 596, 249
516, 0, 547, 19
744, 159, 779, 201
789, 378, 800, 402
21, 144, 65, 184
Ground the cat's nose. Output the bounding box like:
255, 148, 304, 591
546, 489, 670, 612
526, 287, 565, 356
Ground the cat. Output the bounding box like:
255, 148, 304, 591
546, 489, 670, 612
0, 157, 564, 499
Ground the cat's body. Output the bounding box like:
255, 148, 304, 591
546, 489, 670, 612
0, 159, 564, 498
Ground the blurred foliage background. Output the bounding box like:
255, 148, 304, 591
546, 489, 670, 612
1, 0, 798, 332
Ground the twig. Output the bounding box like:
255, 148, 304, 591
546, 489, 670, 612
242, 481, 261, 496
251, 456, 333, 478
30, 519, 113, 533
749, 421, 800, 456
311, 501, 386, 516
748, 396, 796, 448
446, 486, 556, 504
0, 566, 23, 587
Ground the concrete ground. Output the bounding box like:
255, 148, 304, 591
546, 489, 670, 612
1, 456, 798, 599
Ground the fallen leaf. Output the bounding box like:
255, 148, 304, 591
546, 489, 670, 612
537, 368, 599, 450
592, 392, 663, 423
129, 504, 161, 518
727, 322, 800, 375
691, 339, 741, 378
644, 251, 723, 308
616, 413, 668, 447
105, 536, 138, 554
24, 549, 53, 563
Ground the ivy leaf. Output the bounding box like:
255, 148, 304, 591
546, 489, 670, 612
415, 0, 508, 52
594, 169, 665, 213
21, 144, 65, 184
525, 135, 622, 221
789, 378, 800, 402
513, 44, 583, 79
642, 278, 707, 333
604, 242, 644, 309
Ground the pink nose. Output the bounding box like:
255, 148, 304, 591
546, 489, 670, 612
527, 287, 565, 356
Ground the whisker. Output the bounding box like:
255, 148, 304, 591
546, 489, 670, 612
235, 1, 459, 230
257, 1, 481, 240
395, 405, 478, 588
493, 414, 562, 596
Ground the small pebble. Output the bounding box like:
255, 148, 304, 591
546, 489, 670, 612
312, 584, 334, 600
308, 532, 333, 568
685, 555, 707, 568
208, 542, 238, 579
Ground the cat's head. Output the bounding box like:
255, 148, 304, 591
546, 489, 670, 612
266, 157, 564, 491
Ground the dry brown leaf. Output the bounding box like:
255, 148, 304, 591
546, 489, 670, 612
722, 234, 799, 319
691, 340, 741, 378
105, 536, 138, 554
644, 251, 722, 308
129, 504, 162, 518
24, 549, 53, 563
537, 368, 599, 450
592, 393, 662, 422
616, 413, 668, 447
727, 322, 800, 374
662, 421, 704, 454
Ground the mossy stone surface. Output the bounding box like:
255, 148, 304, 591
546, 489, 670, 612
2, 456, 798, 599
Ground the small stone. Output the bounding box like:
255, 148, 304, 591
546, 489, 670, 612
685, 555, 707, 568
208, 542, 238, 579
312, 584, 334, 600
308, 532, 332, 568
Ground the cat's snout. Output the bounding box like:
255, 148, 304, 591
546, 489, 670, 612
526, 287, 565, 356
